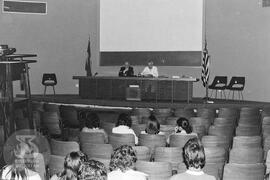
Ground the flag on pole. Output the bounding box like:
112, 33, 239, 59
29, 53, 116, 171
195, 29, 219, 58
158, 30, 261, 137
201, 42, 210, 87
85, 37, 92, 76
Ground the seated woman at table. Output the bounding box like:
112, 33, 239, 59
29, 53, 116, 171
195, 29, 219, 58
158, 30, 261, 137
81, 112, 108, 143
140, 60, 158, 78
119, 61, 134, 77
112, 113, 138, 144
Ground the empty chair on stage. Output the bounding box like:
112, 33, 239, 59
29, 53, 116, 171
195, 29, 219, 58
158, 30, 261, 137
208, 76, 227, 99
42, 73, 57, 96
226, 76, 245, 100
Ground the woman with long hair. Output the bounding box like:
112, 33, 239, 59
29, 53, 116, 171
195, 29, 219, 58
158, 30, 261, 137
81, 112, 108, 143
0, 142, 42, 180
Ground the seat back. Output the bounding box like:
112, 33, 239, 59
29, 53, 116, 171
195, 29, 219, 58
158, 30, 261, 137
235, 125, 261, 136
227, 76, 245, 90
223, 163, 265, 180
202, 135, 231, 150
204, 147, 226, 164
79, 132, 106, 144
136, 161, 172, 180
50, 139, 80, 156
208, 125, 235, 139
213, 117, 236, 127
169, 134, 197, 147
209, 76, 227, 88
218, 107, 239, 119
132, 146, 151, 161
240, 106, 260, 117
190, 117, 211, 132
197, 107, 217, 123
41, 111, 62, 135
229, 148, 263, 164
42, 73, 57, 85
43, 103, 60, 113
138, 134, 166, 154
232, 136, 262, 149
154, 147, 182, 170
109, 133, 135, 149
81, 143, 113, 159
48, 155, 65, 176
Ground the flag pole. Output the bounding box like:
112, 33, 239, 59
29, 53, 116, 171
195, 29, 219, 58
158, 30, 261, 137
203, 0, 211, 102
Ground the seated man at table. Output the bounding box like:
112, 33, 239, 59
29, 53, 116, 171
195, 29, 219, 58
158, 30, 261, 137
140, 60, 158, 78
119, 61, 134, 77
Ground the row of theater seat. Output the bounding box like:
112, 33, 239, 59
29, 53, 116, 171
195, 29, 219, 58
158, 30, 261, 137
30, 102, 270, 180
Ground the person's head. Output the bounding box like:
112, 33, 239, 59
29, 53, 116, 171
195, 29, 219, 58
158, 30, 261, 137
61, 151, 88, 180
183, 138, 205, 170
176, 117, 192, 134
109, 145, 137, 172
147, 60, 154, 69
116, 113, 132, 127
78, 160, 107, 180
145, 115, 160, 134
124, 61, 130, 68
85, 112, 100, 129
1, 143, 33, 180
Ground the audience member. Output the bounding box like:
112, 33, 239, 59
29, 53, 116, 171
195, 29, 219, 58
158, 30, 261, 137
141, 114, 164, 135
112, 113, 138, 144
174, 117, 193, 134
78, 160, 107, 180
50, 151, 88, 180
108, 145, 147, 180
169, 138, 216, 180
118, 61, 134, 77
0, 142, 42, 180
82, 112, 108, 143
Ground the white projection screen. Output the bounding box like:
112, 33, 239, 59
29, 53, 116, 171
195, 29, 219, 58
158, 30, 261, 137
100, 0, 203, 66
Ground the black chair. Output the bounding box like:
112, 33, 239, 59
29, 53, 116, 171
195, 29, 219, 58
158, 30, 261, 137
226, 76, 245, 100
42, 73, 57, 96
208, 76, 227, 99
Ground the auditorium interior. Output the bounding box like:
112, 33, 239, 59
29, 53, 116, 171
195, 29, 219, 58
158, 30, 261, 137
1, 0, 270, 179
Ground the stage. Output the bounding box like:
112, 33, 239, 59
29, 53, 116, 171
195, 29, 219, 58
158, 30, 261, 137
26, 94, 270, 110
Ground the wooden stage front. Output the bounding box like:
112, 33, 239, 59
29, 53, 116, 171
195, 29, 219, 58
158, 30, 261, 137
28, 94, 270, 110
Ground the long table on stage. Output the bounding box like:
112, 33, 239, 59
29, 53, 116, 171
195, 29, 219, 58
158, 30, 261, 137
73, 76, 198, 103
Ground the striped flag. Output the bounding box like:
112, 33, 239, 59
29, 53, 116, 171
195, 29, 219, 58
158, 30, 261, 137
85, 37, 92, 76
201, 43, 210, 87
